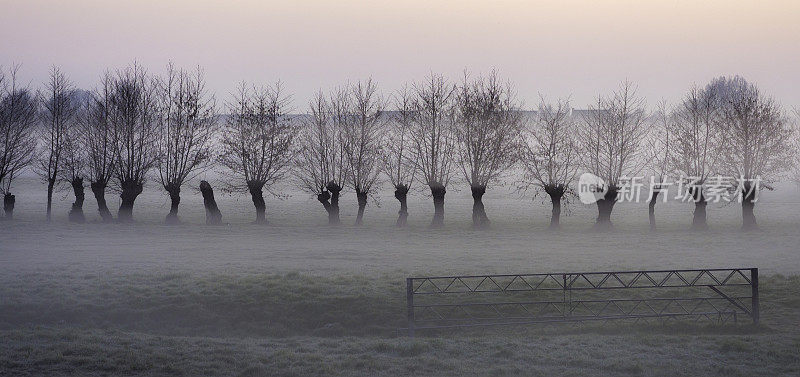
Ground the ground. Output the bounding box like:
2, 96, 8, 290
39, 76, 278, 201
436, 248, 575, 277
1, 177, 799, 376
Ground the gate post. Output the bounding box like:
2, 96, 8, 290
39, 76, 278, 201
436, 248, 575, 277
407, 278, 415, 337
751, 268, 759, 325
563, 274, 568, 318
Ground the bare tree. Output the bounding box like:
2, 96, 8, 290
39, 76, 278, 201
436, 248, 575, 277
295, 89, 348, 225
712, 76, 794, 230
520, 98, 578, 229
83, 74, 116, 222
578, 81, 649, 230
0, 66, 38, 220
36, 67, 79, 221
670, 86, 720, 230
382, 86, 416, 227
453, 71, 523, 229
199, 180, 222, 225
342, 79, 384, 225
643, 100, 673, 231
61, 95, 89, 223
108, 64, 160, 222
155, 64, 217, 224
409, 74, 456, 228
219, 82, 295, 224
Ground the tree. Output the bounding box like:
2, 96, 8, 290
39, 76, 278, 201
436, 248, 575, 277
199, 180, 222, 225
0, 66, 38, 220
36, 67, 79, 221
295, 89, 348, 225
382, 86, 416, 227
83, 74, 117, 222
61, 94, 89, 223
409, 74, 456, 228
108, 64, 160, 222
155, 64, 217, 224
453, 71, 523, 229
578, 81, 649, 230
643, 101, 673, 231
520, 98, 578, 229
670, 86, 720, 230
712, 76, 794, 230
342, 79, 384, 225
219, 82, 295, 224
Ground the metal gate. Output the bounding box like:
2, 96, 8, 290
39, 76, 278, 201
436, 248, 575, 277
403, 268, 759, 336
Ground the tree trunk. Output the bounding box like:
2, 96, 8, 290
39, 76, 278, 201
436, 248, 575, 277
199, 180, 222, 225
68, 177, 85, 223
471, 185, 489, 229
593, 186, 618, 231
317, 190, 332, 222
3, 193, 14, 220
430, 184, 446, 228
46, 178, 55, 222
326, 182, 342, 225
692, 200, 708, 230
741, 186, 758, 231
394, 184, 409, 227
355, 190, 368, 226
247, 181, 267, 224
648, 189, 661, 231
690, 186, 708, 231
90, 180, 113, 222
165, 183, 181, 225
544, 184, 565, 230
118, 179, 143, 223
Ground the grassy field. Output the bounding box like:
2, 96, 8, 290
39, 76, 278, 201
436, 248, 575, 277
1, 271, 800, 376
2, 178, 800, 375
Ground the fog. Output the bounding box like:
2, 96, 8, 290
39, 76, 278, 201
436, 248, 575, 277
4, 176, 800, 276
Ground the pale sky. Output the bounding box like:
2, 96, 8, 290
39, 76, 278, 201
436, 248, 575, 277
2, 0, 799, 111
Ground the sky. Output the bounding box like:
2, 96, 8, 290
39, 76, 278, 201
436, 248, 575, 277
2, 0, 799, 111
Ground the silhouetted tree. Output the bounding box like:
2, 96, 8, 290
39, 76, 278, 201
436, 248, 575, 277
409, 74, 455, 228
643, 101, 673, 231
713, 76, 794, 231
61, 96, 89, 223
0, 66, 38, 220
199, 180, 222, 225
453, 71, 522, 229
342, 79, 384, 225
578, 81, 649, 230
108, 64, 160, 222
671, 86, 720, 230
520, 98, 578, 229
36, 67, 79, 221
83, 74, 116, 222
155, 64, 216, 224
296, 90, 348, 225
382, 86, 416, 227
219, 82, 295, 224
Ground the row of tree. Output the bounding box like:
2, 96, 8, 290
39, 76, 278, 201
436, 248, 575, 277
0, 64, 796, 231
